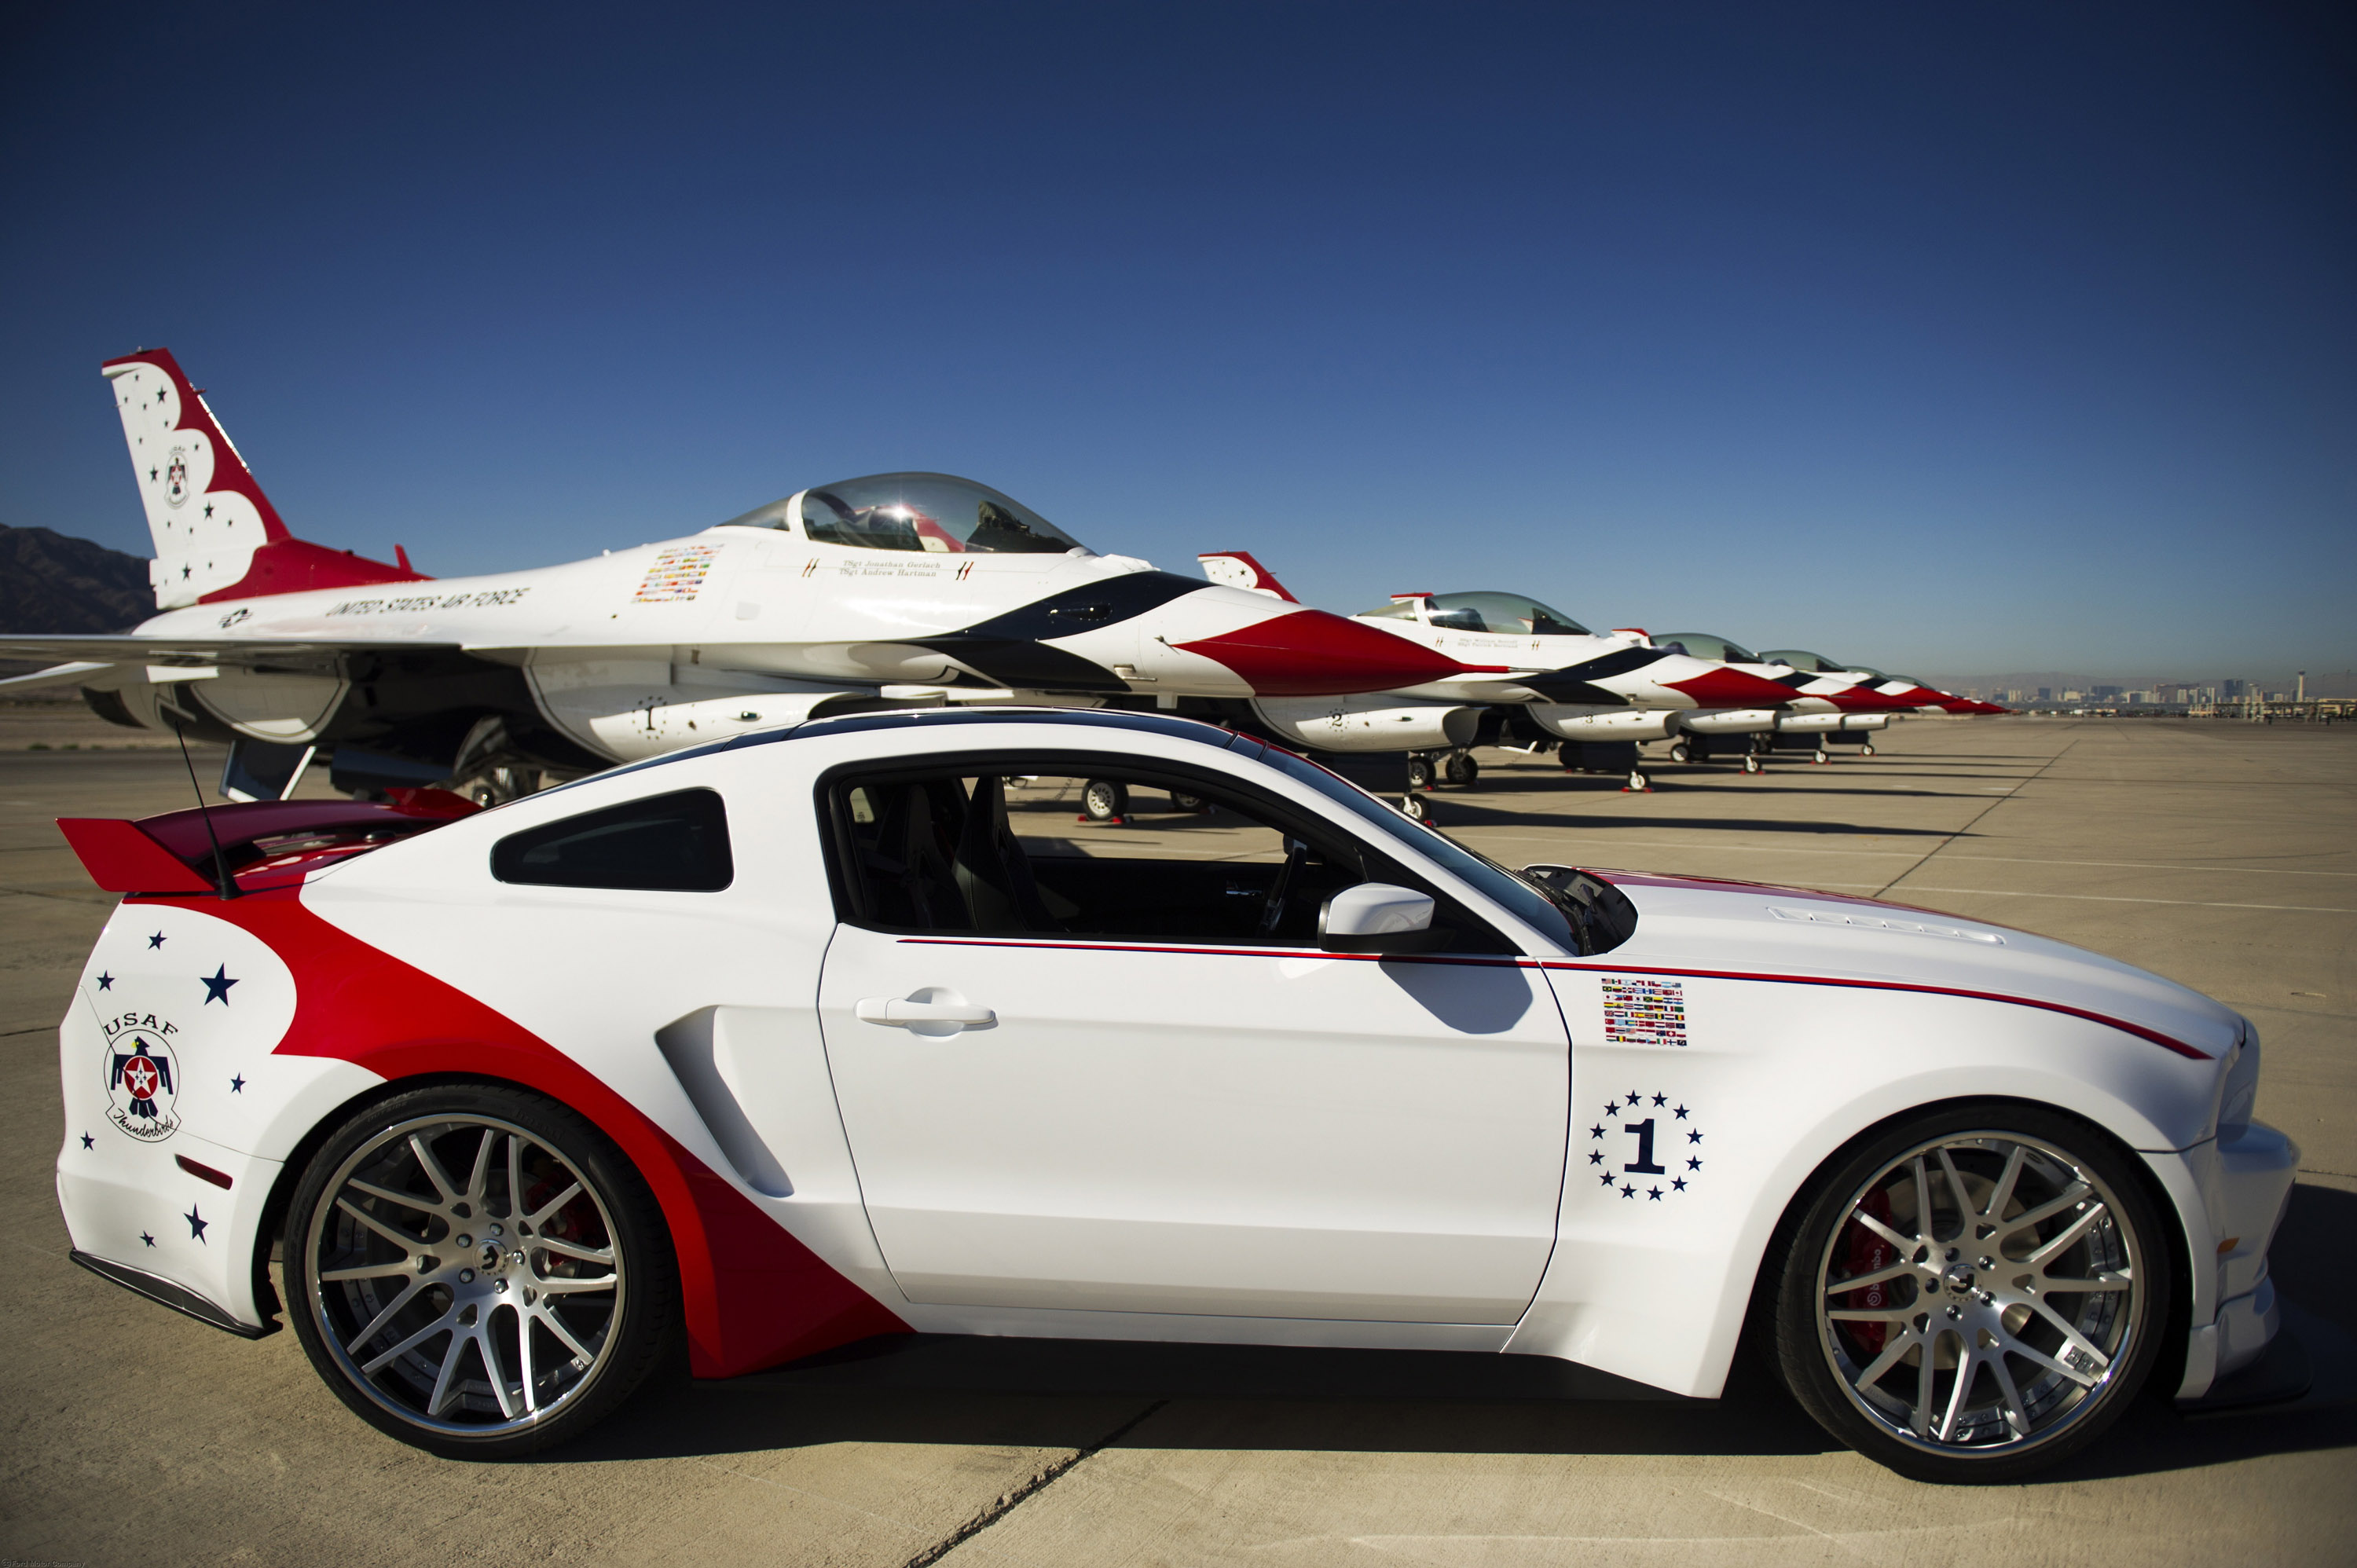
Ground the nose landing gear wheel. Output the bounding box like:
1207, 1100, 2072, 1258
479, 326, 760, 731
1080, 779, 1129, 822
1406, 755, 1437, 791
1668, 742, 1692, 764
1625, 769, 1651, 792
1742, 754, 1763, 775
1814, 746, 1832, 765
286, 1085, 676, 1459
1400, 793, 1431, 822
1769, 1103, 2168, 1482
1861, 743, 1877, 757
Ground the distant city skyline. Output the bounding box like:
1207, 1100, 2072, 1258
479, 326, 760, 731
2, 5, 2349, 676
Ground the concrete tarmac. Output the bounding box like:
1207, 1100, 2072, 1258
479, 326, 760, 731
2, 717, 2351, 1566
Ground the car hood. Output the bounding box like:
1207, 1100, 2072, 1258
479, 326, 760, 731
1585, 870, 2241, 1061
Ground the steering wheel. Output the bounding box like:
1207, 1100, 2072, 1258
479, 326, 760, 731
1255, 837, 1307, 937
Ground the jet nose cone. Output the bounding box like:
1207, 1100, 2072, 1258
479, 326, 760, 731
1175, 610, 1466, 697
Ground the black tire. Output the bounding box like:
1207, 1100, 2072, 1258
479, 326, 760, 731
284, 1083, 678, 1459
1400, 793, 1431, 822
1668, 742, 1692, 764
1769, 1101, 2172, 1483
1080, 779, 1127, 821
1405, 756, 1437, 791
1442, 751, 1479, 786
1169, 791, 1208, 814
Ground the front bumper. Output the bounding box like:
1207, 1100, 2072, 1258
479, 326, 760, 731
2168, 1118, 2300, 1401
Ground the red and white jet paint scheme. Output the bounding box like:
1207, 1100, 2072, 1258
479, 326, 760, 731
0, 350, 1465, 801
1761, 649, 2010, 716
55, 707, 2297, 1478
1197, 553, 1824, 793
1644, 631, 1905, 772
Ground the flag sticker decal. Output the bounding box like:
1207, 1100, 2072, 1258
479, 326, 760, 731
1602, 976, 1688, 1047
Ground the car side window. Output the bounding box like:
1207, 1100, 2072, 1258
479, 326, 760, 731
492, 788, 733, 892
826, 762, 1508, 951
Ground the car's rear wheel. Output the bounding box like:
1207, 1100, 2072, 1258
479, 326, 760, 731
285, 1084, 676, 1458
1770, 1102, 2171, 1483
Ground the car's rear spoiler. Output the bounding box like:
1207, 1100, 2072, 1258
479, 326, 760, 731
58, 789, 478, 895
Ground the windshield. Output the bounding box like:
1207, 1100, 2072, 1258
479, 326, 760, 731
794, 473, 1086, 555
1252, 745, 1577, 951
1352, 591, 1589, 636
1654, 631, 1759, 663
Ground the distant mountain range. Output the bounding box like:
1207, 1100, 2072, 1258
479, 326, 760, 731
0, 525, 151, 633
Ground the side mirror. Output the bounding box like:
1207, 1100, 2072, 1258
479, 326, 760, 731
1319, 882, 1441, 954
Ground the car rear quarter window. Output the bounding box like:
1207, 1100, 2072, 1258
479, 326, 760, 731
492, 789, 733, 892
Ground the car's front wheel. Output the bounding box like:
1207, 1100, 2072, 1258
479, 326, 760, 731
1770, 1102, 2172, 1482
284, 1084, 677, 1458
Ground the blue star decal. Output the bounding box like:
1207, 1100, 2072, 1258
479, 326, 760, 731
229, 1074, 244, 1094
1651, 1093, 1667, 1106
148, 932, 166, 949
185, 1206, 208, 1243
1598, 1171, 1615, 1187
96, 972, 114, 991
1687, 1156, 1703, 1171
79, 1132, 93, 1149
1620, 1184, 1635, 1199
1587, 1150, 1604, 1165
201, 965, 239, 1006
1687, 1130, 1703, 1144
141, 1232, 156, 1247
1648, 1186, 1662, 1200
1673, 1104, 1688, 1119
1588, 1124, 1605, 1139
1672, 1177, 1688, 1191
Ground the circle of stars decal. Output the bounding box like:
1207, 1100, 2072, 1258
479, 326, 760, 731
1588, 1090, 1705, 1203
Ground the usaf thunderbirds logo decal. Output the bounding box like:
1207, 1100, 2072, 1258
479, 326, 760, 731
102, 1015, 181, 1142
165, 448, 189, 507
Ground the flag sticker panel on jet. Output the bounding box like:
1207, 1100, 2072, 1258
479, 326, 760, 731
1602, 976, 1688, 1047
634, 544, 720, 603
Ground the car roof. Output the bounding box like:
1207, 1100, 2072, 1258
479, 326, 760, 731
562, 706, 1246, 796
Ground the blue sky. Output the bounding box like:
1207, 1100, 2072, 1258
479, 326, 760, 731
2, 3, 2350, 676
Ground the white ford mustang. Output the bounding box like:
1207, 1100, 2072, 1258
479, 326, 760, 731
53, 709, 2298, 1481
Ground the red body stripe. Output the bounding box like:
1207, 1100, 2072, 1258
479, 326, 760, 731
1539, 959, 2209, 1060
137, 888, 908, 1375
896, 937, 2207, 1060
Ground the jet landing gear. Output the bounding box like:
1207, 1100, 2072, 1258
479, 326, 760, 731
1406, 749, 1480, 791
1400, 748, 1480, 821
1557, 740, 1650, 793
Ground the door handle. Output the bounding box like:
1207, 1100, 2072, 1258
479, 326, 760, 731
856, 995, 998, 1030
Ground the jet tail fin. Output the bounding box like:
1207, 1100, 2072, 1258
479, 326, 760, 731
101, 348, 429, 609
1197, 551, 1299, 603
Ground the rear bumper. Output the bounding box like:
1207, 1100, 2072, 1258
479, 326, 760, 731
70, 1250, 277, 1339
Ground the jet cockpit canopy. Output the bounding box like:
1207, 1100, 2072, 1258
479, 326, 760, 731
1655, 632, 1760, 663
1359, 591, 1591, 637
724, 472, 1087, 555
1760, 649, 1884, 677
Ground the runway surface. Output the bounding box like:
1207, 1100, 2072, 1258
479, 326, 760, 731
2, 716, 2350, 1566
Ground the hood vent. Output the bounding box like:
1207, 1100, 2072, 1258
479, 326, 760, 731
1769, 905, 2003, 945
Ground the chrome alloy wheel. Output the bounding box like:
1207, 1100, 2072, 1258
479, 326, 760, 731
1815, 1131, 2146, 1458
303, 1113, 626, 1438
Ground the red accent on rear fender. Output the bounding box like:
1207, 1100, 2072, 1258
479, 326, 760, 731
145, 889, 908, 1376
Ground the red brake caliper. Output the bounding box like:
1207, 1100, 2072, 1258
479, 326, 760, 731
1842, 1185, 1900, 1357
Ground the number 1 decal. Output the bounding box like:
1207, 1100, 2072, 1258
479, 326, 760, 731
1587, 1091, 1706, 1202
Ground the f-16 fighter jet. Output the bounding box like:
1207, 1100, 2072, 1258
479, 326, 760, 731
1757, 650, 2007, 716
1645, 630, 1912, 770
1196, 553, 1813, 800
0, 350, 1469, 800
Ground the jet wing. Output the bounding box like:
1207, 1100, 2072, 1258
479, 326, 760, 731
0, 635, 462, 674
